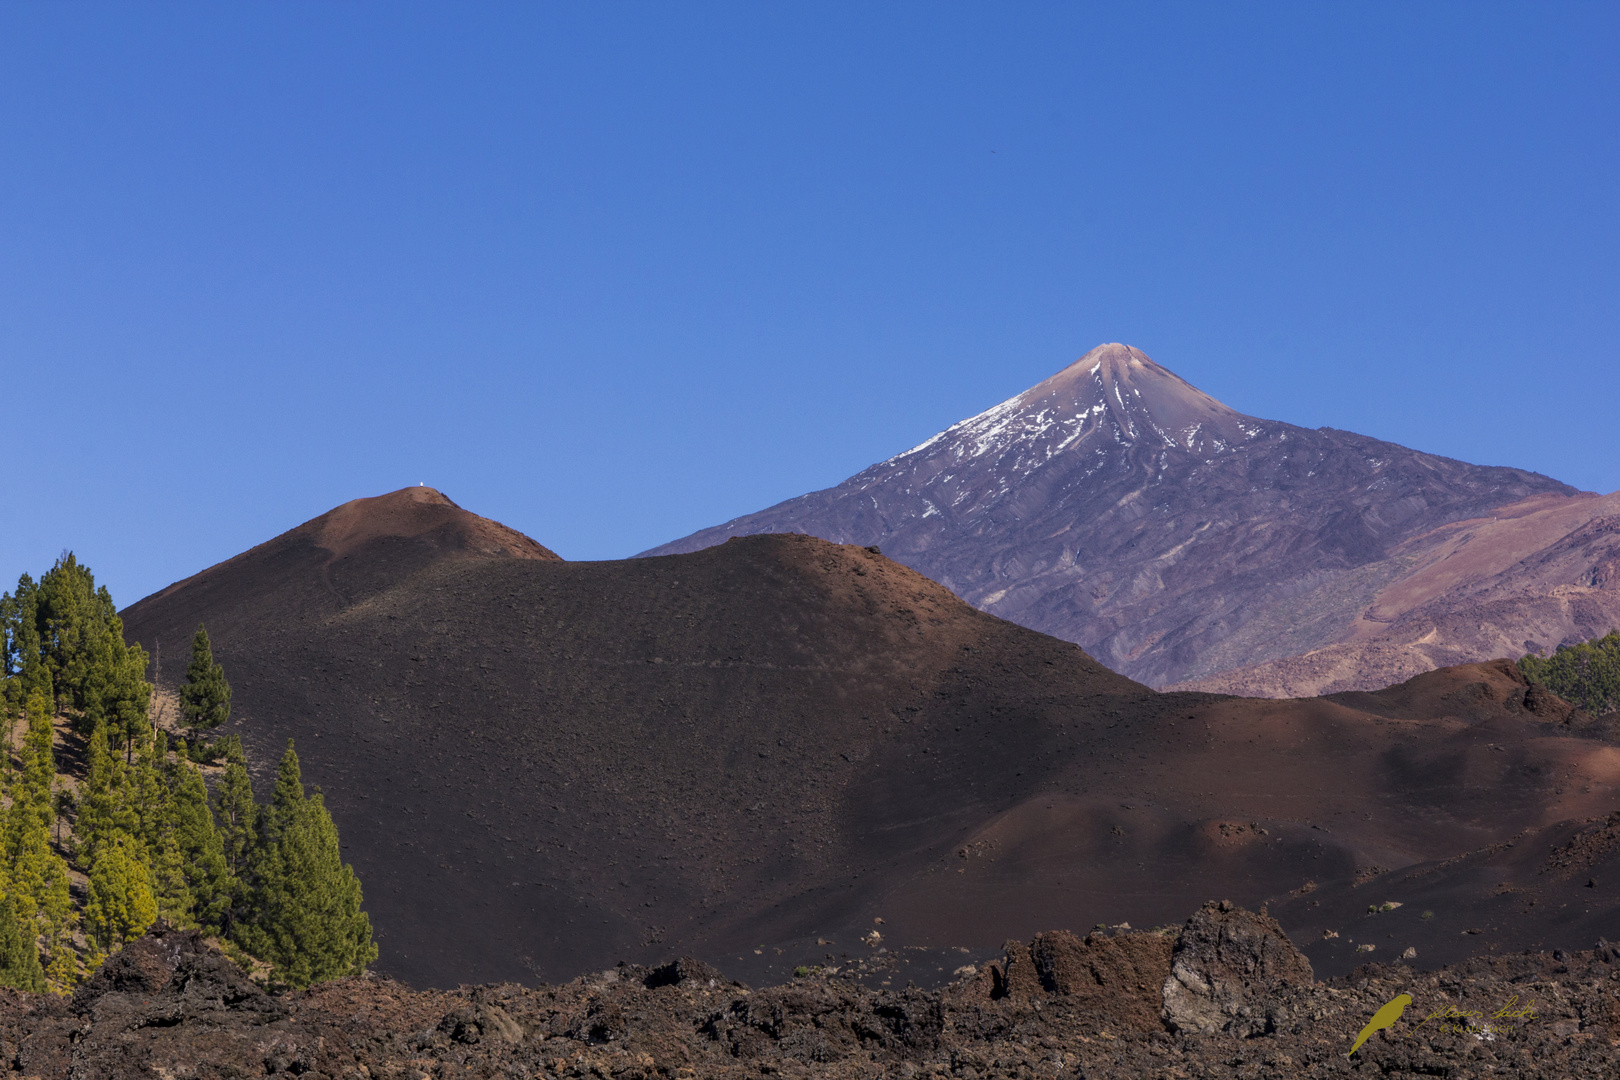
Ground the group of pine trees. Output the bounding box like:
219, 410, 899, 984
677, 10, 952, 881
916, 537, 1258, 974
0, 554, 376, 992
1520, 630, 1620, 717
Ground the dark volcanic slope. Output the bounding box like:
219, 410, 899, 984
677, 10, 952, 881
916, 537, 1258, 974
642, 344, 1576, 688
124, 488, 1152, 986
131, 485, 559, 648
121, 488, 1620, 991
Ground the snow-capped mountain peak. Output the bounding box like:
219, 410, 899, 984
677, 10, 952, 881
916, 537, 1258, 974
891, 343, 1258, 471
643, 343, 1574, 690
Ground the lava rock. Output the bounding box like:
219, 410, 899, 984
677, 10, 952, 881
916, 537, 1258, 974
1161, 901, 1314, 1036
644, 956, 729, 990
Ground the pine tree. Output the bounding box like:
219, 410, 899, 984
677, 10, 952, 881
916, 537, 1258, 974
84, 837, 157, 960
31, 554, 114, 715
179, 624, 230, 733
44, 936, 77, 994
234, 741, 377, 988
52, 788, 74, 849
146, 828, 192, 928
16, 689, 56, 832
168, 761, 233, 932
83, 631, 151, 756
256, 738, 307, 852
5, 695, 55, 920
127, 728, 169, 856
270, 740, 303, 825
12, 555, 151, 742
1, 574, 52, 713
212, 743, 257, 884
1521, 630, 1620, 716
232, 741, 299, 955
0, 894, 44, 993
2, 789, 74, 963
74, 725, 136, 865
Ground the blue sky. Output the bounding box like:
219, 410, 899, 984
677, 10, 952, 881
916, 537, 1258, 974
3, 3, 1616, 608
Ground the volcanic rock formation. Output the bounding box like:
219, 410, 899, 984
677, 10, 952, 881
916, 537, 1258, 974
17, 907, 1620, 1079
120, 488, 1620, 992
1160, 900, 1314, 1037
643, 344, 1607, 691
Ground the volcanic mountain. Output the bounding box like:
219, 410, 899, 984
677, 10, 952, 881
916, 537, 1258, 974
121, 487, 1620, 991
1171, 489, 1620, 696
643, 344, 1600, 690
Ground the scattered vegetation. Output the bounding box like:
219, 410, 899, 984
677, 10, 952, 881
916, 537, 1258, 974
0, 553, 377, 992
179, 623, 232, 735
1520, 630, 1620, 716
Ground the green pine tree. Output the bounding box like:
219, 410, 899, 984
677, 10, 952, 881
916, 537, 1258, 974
44, 935, 77, 995
1, 574, 52, 713
179, 625, 231, 733
166, 760, 233, 932
83, 630, 151, 756
31, 554, 114, 716
2, 788, 74, 965
0, 894, 45, 993
16, 689, 56, 832
266, 739, 304, 838
126, 727, 169, 856
146, 828, 192, 928
212, 743, 257, 884
84, 836, 157, 961
234, 741, 377, 988
1521, 630, 1620, 716
73, 724, 134, 864
11, 555, 152, 743
52, 787, 74, 850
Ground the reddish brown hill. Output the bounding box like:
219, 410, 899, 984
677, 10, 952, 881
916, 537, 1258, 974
120, 491, 1620, 989
129, 486, 556, 652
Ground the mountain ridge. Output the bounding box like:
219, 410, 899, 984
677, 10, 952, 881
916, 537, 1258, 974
642, 344, 1579, 688
1171, 490, 1620, 696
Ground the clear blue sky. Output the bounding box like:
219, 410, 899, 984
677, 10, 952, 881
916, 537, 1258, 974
3, 3, 1616, 609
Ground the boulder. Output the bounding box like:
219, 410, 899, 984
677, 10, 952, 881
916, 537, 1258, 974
1031, 929, 1173, 1033
71, 921, 194, 1010
991, 938, 1046, 1000
643, 955, 729, 990
955, 929, 1174, 1034
1161, 900, 1313, 1037
439, 999, 524, 1044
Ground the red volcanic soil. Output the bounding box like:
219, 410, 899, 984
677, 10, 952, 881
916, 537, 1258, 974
120, 489, 1620, 991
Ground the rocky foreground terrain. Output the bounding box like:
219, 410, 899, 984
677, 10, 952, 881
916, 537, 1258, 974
11, 903, 1620, 1079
